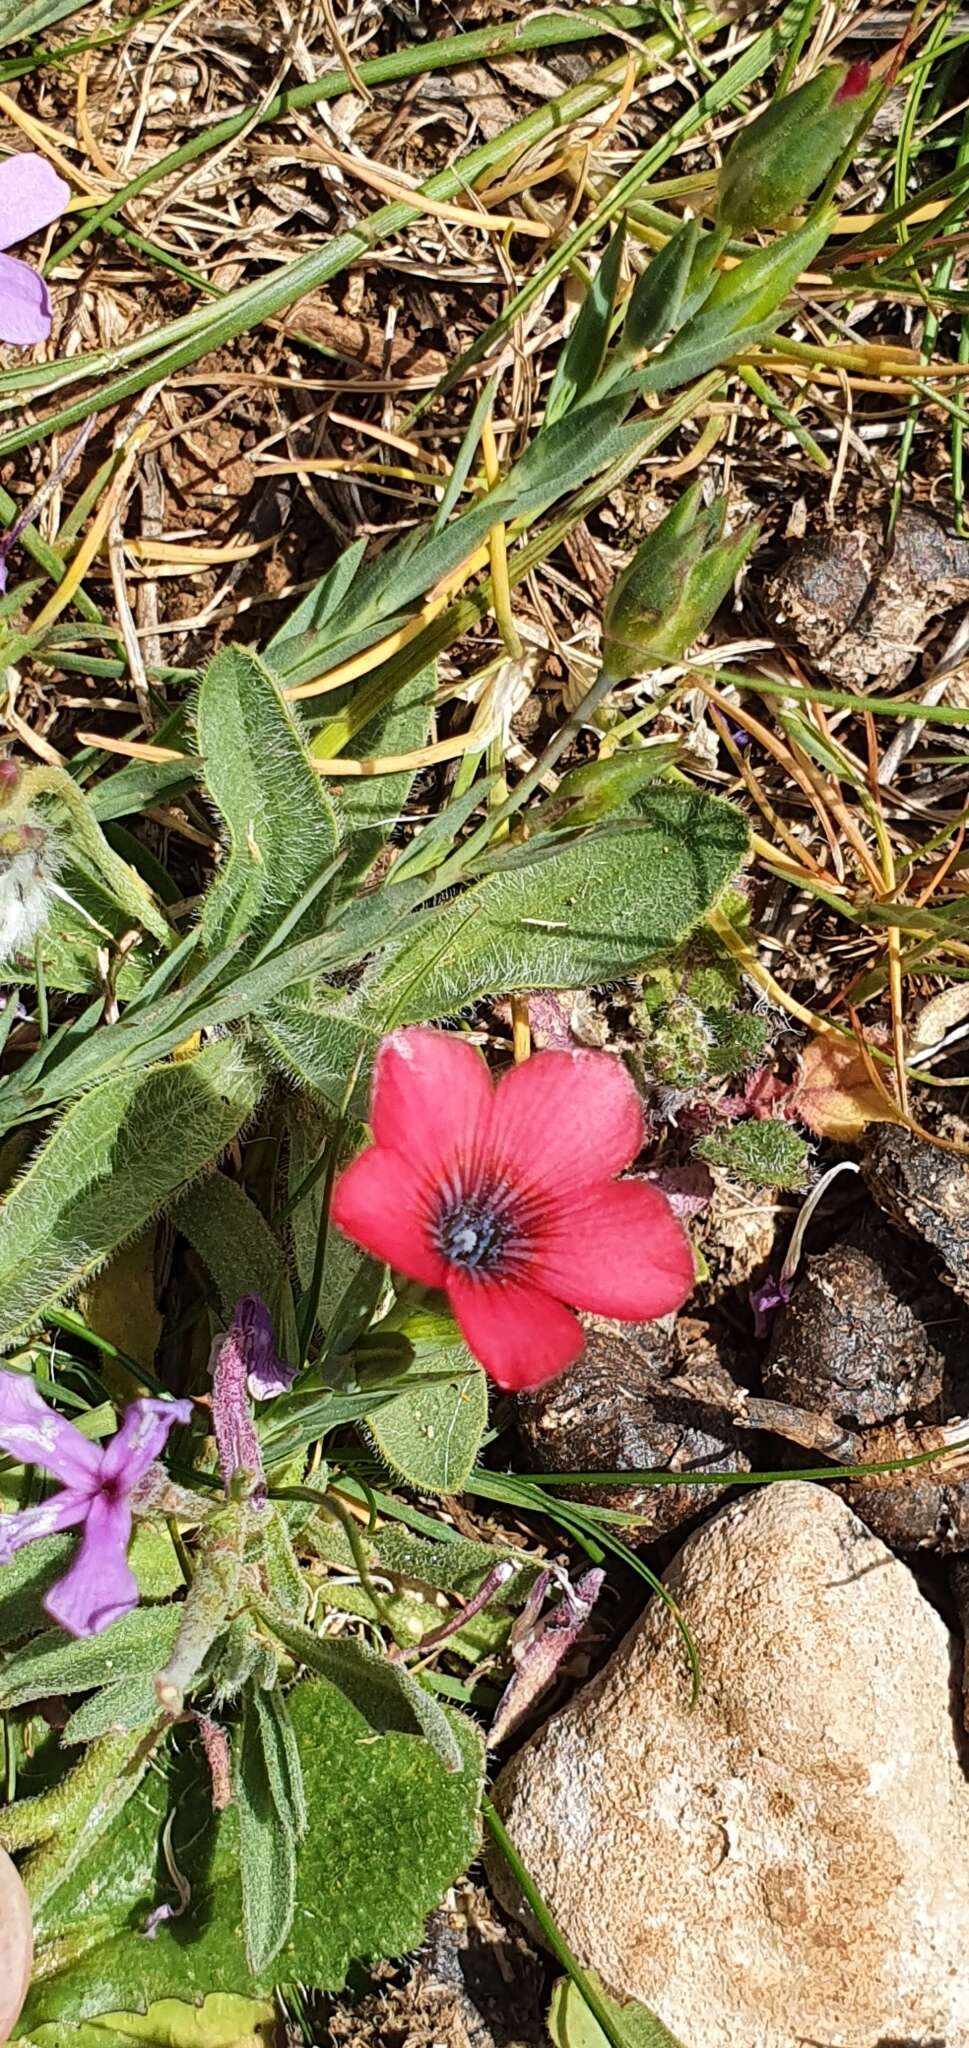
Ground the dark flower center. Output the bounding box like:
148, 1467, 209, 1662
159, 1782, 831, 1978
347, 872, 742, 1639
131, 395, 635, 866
434, 1192, 513, 1275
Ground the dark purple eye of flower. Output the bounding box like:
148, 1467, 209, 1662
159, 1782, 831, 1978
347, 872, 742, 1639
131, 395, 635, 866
434, 1192, 512, 1274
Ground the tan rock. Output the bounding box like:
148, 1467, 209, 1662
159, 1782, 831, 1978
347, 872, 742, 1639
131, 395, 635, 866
0, 1846, 31, 2042
491, 1482, 969, 2048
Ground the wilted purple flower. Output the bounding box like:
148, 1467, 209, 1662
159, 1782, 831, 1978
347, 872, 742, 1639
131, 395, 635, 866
0, 154, 70, 346
0, 1372, 191, 1637
749, 1270, 792, 1340
489, 1566, 605, 1747
208, 1295, 293, 1507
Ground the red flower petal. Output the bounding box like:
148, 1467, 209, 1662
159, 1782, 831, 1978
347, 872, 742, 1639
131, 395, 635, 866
371, 1028, 493, 1179
330, 1145, 446, 1287
534, 1179, 695, 1320
489, 1049, 643, 1194
446, 1273, 585, 1390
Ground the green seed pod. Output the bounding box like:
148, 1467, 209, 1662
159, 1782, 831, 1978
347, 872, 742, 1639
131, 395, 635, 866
601, 483, 758, 684
718, 62, 874, 234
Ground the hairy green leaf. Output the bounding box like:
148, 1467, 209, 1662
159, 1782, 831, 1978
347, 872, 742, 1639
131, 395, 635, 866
235, 1684, 304, 1972
0, 1606, 182, 1710
619, 219, 700, 358
0, 0, 92, 38
326, 661, 436, 889
694, 1118, 809, 1188
21, 1679, 484, 2022
256, 1611, 462, 1773
19, 1991, 276, 2047
257, 1000, 375, 1110
546, 223, 625, 423
62, 1676, 166, 1748
173, 1173, 298, 1362
0, 1041, 264, 1346
196, 646, 339, 962
358, 789, 748, 1025
366, 1334, 488, 1496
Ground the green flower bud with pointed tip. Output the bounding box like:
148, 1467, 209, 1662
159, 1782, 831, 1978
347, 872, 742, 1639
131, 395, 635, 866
531, 743, 680, 831
718, 61, 874, 234
601, 483, 758, 685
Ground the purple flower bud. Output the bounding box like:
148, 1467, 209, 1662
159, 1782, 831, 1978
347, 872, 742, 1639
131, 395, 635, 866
234, 1293, 296, 1400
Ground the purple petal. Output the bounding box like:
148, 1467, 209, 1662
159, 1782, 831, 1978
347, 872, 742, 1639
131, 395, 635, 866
99, 1397, 193, 1492
749, 1272, 792, 1340
0, 1490, 90, 1563
0, 155, 69, 252
43, 1493, 136, 1637
0, 1371, 102, 1490
233, 1294, 296, 1400
0, 252, 52, 345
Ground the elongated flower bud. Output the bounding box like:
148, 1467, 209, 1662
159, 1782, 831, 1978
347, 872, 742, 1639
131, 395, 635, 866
601, 483, 758, 684
533, 745, 680, 831
718, 61, 874, 234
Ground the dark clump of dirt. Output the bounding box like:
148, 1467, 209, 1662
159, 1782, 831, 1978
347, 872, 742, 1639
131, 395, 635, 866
516, 1312, 750, 1543
862, 1125, 969, 1302
765, 505, 969, 687
763, 1231, 953, 1427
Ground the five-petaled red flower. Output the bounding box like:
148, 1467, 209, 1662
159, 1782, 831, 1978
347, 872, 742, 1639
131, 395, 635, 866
330, 1028, 694, 1391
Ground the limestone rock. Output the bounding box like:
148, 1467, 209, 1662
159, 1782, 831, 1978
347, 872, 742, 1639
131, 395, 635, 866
491, 1482, 969, 2048
0, 1847, 31, 2043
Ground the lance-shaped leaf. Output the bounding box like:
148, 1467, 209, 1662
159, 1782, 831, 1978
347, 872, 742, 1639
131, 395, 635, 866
196, 646, 339, 962
546, 222, 625, 424
0, 1040, 264, 1346
0, 1606, 182, 1711
173, 1174, 298, 1365
255, 1610, 462, 1774
235, 1683, 305, 1973
618, 219, 700, 359
324, 660, 437, 890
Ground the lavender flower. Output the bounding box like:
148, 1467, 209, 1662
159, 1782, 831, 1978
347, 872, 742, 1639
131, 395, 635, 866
234, 1293, 296, 1401
0, 1371, 191, 1637
0, 154, 69, 346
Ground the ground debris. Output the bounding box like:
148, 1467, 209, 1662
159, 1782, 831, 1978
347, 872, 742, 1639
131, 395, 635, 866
516, 1313, 750, 1544
324, 1884, 548, 2048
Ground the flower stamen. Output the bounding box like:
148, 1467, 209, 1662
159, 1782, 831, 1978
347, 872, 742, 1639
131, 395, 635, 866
434, 1191, 514, 1274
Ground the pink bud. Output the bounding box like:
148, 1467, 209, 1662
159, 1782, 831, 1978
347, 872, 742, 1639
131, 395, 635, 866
835, 61, 871, 101
0, 759, 21, 805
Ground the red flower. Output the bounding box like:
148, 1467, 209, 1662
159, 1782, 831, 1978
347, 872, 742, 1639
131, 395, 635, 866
330, 1028, 695, 1391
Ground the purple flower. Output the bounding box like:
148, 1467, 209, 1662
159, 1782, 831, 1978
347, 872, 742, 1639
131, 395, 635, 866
0, 154, 70, 347
0, 1371, 191, 1637
489, 1566, 605, 1747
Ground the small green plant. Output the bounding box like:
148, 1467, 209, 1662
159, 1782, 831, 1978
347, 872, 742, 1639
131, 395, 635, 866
694, 1119, 809, 1189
